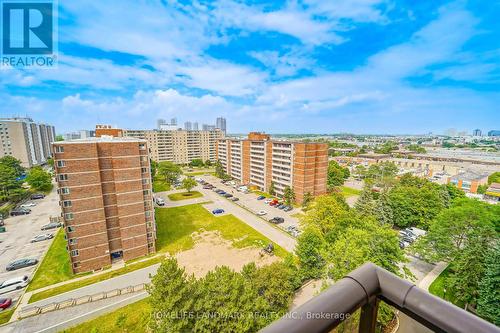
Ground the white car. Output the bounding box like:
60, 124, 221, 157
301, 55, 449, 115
264, 198, 273, 204
20, 202, 36, 208
0, 276, 29, 295
30, 233, 54, 243
256, 210, 267, 216
155, 197, 165, 206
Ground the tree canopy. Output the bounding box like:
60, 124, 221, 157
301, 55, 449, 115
26, 166, 52, 191
157, 161, 182, 185
327, 160, 350, 190
182, 177, 197, 193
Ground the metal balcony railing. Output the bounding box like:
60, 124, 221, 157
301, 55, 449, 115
260, 263, 499, 333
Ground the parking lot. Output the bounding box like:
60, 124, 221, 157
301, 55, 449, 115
197, 175, 302, 233
0, 186, 61, 305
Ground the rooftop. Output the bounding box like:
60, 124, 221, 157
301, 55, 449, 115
53, 136, 147, 144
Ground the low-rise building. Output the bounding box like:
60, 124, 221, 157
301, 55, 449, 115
52, 137, 156, 273
216, 132, 328, 203
448, 171, 489, 193
484, 182, 500, 203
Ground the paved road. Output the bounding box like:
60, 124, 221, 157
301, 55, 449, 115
0, 185, 60, 303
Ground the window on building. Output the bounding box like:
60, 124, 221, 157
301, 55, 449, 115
142, 178, 149, 184
140, 156, 148, 162
70, 250, 79, 257
61, 187, 70, 194
143, 190, 149, 195
73, 262, 80, 268
64, 213, 74, 220
67, 226, 75, 232
57, 160, 65, 167
55, 146, 64, 153
59, 174, 68, 181
63, 200, 72, 207
145, 211, 151, 217
139, 143, 146, 150
141, 167, 148, 173
69, 238, 77, 245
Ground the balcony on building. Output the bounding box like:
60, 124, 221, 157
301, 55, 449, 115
261, 262, 499, 333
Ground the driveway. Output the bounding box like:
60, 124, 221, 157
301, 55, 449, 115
0, 185, 61, 304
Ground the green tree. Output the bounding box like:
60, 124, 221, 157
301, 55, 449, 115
413, 198, 498, 262
477, 245, 500, 325
147, 258, 196, 332
46, 157, 54, 168
296, 227, 326, 279
477, 184, 488, 194
268, 181, 276, 196
215, 160, 228, 179
283, 186, 295, 206
353, 165, 367, 179
0, 156, 24, 177
443, 183, 466, 202
487, 172, 500, 185
157, 161, 182, 185
189, 159, 204, 167
301, 195, 350, 234
0, 163, 23, 200
150, 160, 159, 178
374, 141, 398, 154
182, 177, 197, 193
407, 144, 426, 153
26, 166, 52, 191
204, 159, 212, 167
55, 134, 64, 141
327, 160, 350, 190
302, 192, 313, 209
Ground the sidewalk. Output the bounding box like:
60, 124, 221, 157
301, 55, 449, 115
418, 261, 447, 291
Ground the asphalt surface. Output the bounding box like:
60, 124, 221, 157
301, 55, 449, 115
0, 186, 60, 304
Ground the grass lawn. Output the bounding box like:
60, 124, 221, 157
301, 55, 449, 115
61, 298, 151, 333
0, 308, 14, 325
167, 191, 203, 201
155, 204, 288, 258
27, 229, 74, 291
428, 265, 465, 308
184, 171, 214, 176
152, 177, 171, 193
339, 186, 362, 197
291, 212, 304, 219
29, 256, 163, 303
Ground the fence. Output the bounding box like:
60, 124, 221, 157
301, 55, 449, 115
18, 283, 147, 319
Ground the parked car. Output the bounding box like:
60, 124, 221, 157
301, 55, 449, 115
230, 197, 239, 202
283, 206, 293, 212
0, 297, 12, 309
212, 188, 219, 192
155, 197, 165, 206
256, 210, 267, 216
270, 200, 279, 206
277, 204, 286, 210
6, 258, 38, 271
264, 198, 273, 204
218, 191, 226, 195
20, 202, 36, 208
223, 193, 233, 198
41, 222, 62, 230
30, 233, 54, 243
212, 208, 225, 215
269, 217, 285, 224
0, 276, 29, 295
257, 196, 266, 200
203, 185, 212, 189
30, 193, 45, 200
10, 209, 31, 216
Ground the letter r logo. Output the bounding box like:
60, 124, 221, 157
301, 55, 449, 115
2, 2, 53, 55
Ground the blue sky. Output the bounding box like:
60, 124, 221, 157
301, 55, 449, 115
1, 0, 499, 134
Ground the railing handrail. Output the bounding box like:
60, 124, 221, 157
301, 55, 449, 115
260, 263, 500, 333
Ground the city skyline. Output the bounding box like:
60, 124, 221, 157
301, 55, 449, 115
1, 1, 499, 134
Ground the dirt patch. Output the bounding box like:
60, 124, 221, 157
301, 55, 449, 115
175, 231, 279, 278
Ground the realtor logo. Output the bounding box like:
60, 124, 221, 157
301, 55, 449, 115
1, 0, 58, 68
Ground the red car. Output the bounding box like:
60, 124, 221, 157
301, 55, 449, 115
269, 199, 279, 206
0, 298, 12, 310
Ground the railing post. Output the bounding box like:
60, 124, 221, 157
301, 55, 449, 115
359, 297, 379, 333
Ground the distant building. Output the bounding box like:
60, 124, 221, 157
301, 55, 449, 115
157, 118, 166, 130
472, 129, 482, 136
216, 117, 227, 134
64, 130, 95, 141
216, 132, 328, 203
448, 171, 489, 193
124, 128, 224, 164
52, 137, 156, 273
488, 130, 500, 137
170, 118, 177, 126
203, 124, 216, 131
184, 122, 192, 131
95, 125, 123, 137
484, 182, 500, 202
193, 122, 199, 131
0, 117, 56, 167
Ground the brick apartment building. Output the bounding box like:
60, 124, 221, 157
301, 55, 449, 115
216, 132, 328, 203
52, 137, 156, 273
